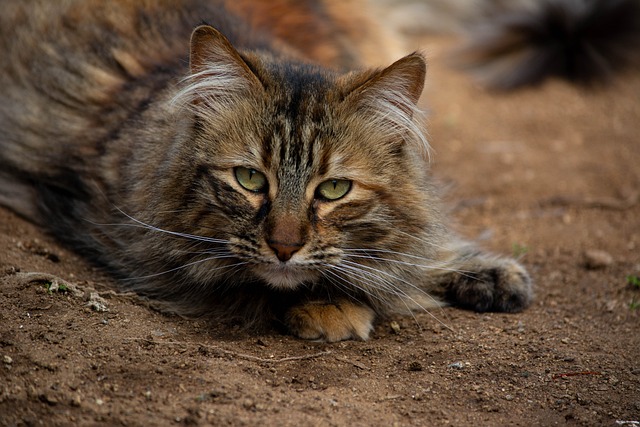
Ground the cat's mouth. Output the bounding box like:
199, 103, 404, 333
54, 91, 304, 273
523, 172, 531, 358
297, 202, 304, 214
253, 264, 318, 290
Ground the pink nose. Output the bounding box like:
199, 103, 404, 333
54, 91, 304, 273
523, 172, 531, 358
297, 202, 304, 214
267, 240, 303, 262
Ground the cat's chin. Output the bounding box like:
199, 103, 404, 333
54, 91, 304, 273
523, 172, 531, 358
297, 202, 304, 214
253, 264, 318, 290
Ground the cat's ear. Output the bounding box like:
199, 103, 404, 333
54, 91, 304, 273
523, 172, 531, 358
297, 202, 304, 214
344, 53, 426, 116
188, 25, 263, 95
342, 53, 429, 152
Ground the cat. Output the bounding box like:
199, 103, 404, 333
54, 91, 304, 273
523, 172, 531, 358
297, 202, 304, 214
0, 0, 532, 342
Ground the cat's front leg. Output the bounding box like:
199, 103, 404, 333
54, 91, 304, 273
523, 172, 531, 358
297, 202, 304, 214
284, 299, 375, 342
432, 244, 533, 313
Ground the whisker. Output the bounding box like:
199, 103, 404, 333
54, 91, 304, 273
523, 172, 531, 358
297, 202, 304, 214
319, 269, 362, 302
92, 205, 230, 245
327, 264, 405, 309
338, 260, 454, 332
326, 263, 425, 329
333, 262, 422, 307
342, 252, 478, 279
122, 255, 243, 281
340, 259, 437, 303
386, 226, 453, 253
172, 248, 234, 256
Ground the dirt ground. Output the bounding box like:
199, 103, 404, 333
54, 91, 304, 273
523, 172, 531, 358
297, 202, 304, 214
1, 31, 639, 426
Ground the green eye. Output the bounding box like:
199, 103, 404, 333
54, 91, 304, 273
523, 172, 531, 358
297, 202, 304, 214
316, 179, 352, 201
234, 167, 267, 193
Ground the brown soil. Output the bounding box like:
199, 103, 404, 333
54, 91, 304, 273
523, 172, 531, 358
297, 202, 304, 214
1, 35, 639, 427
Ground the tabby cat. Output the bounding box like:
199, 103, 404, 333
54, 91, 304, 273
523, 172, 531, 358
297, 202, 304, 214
0, 0, 532, 342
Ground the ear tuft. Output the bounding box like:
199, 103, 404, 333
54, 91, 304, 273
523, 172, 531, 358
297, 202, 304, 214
380, 52, 427, 105
343, 53, 430, 156
172, 25, 262, 113
189, 25, 257, 82
351, 53, 427, 109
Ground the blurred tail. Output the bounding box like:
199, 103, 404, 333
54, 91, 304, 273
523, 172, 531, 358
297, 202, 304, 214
452, 0, 640, 90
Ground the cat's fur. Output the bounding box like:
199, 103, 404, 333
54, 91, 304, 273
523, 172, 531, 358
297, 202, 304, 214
453, 0, 640, 90
380, 0, 640, 90
0, 0, 532, 342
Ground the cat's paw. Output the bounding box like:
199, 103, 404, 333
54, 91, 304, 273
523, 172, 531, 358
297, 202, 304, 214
447, 258, 533, 313
285, 300, 375, 342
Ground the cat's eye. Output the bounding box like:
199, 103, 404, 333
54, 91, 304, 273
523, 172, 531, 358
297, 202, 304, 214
234, 167, 268, 193
316, 179, 352, 201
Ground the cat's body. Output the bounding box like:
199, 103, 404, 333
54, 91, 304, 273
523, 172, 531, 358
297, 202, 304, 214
0, 0, 532, 341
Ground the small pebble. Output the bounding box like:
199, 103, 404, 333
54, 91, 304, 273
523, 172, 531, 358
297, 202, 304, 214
3, 355, 13, 364
448, 361, 465, 370
39, 393, 58, 405
86, 292, 108, 312
584, 249, 614, 269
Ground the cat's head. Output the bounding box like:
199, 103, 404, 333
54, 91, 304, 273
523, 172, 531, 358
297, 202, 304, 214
168, 25, 440, 291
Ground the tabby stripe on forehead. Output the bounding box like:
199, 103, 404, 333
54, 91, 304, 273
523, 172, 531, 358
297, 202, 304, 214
275, 121, 287, 170
305, 127, 320, 170
274, 94, 318, 172
287, 118, 304, 170
306, 102, 329, 167
296, 108, 324, 172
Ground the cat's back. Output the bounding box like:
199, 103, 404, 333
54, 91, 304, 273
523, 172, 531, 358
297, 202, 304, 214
0, 0, 229, 130
0, 0, 270, 164
0, 0, 225, 66
0, 0, 238, 220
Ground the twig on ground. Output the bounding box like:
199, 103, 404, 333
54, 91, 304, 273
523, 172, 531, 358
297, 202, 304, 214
335, 355, 371, 370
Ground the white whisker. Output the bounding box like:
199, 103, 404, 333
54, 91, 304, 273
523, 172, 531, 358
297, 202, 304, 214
319, 269, 363, 302
326, 263, 427, 330
334, 262, 423, 307
123, 256, 243, 281
328, 265, 408, 311
343, 251, 478, 280
338, 260, 454, 332
99, 205, 230, 245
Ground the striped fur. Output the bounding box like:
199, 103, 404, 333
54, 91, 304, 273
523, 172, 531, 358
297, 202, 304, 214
0, 0, 532, 341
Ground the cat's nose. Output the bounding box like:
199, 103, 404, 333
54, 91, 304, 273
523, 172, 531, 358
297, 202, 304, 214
268, 240, 303, 262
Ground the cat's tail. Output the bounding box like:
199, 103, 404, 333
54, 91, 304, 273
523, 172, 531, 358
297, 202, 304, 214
451, 0, 640, 90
